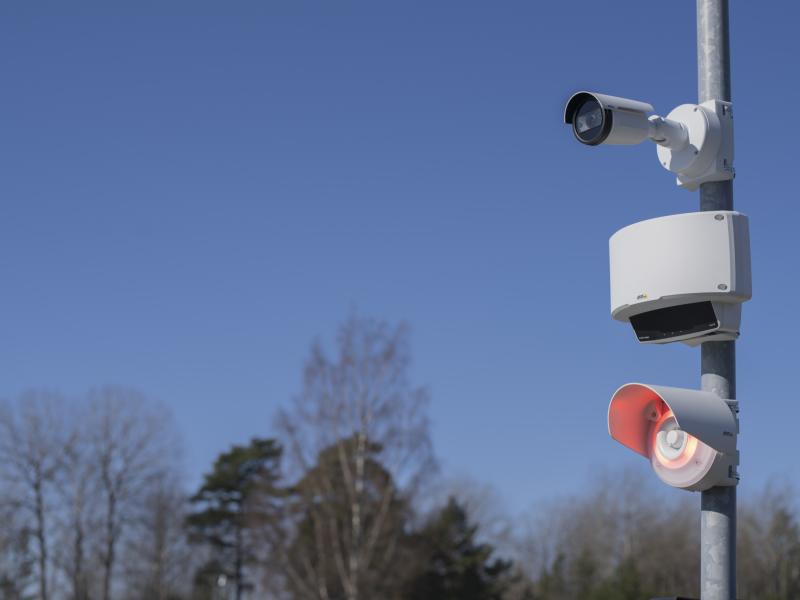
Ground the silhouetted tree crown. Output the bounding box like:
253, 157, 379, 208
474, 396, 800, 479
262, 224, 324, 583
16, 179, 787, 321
404, 497, 513, 600
187, 438, 283, 600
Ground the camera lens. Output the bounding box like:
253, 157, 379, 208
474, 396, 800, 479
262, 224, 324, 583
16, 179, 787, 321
574, 98, 606, 143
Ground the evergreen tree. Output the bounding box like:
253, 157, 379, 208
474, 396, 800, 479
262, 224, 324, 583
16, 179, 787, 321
404, 497, 512, 600
571, 547, 598, 599
536, 553, 568, 600
186, 438, 283, 600
763, 506, 800, 600
591, 557, 643, 600
283, 436, 413, 600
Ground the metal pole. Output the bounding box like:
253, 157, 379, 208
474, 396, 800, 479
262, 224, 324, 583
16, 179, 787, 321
697, 1, 736, 599
700, 342, 736, 600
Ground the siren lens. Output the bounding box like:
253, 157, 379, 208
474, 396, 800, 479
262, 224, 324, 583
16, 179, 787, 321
652, 413, 696, 468
649, 410, 716, 489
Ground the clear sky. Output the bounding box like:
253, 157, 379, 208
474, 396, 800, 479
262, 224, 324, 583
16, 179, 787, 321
1, 1, 797, 513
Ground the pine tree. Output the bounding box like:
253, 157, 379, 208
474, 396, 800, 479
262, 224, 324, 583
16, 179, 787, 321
404, 497, 513, 600
186, 438, 283, 600
283, 436, 413, 600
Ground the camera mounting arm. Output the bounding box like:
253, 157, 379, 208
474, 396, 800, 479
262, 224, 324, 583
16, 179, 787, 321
648, 115, 689, 150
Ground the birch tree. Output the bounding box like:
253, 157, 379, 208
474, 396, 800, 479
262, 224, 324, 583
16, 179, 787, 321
276, 316, 435, 600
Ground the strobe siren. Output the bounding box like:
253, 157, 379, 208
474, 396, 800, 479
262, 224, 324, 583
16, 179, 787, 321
608, 383, 739, 492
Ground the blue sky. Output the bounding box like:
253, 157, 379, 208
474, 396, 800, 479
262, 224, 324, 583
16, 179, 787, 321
1, 2, 797, 513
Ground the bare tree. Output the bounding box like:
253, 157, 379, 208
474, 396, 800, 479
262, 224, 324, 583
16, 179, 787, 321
86, 386, 178, 600
512, 469, 699, 599
739, 484, 800, 600
122, 471, 192, 600
51, 402, 97, 600
276, 315, 435, 600
0, 499, 35, 598
0, 390, 71, 600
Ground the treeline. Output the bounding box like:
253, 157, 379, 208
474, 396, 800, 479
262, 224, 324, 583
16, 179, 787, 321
508, 475, 800, 600
0, 387, 184, 599
1, 317, 798, 599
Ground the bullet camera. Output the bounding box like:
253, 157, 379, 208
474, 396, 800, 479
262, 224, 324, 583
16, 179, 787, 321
564, 92, 656, 146
563, 91, 734, 190
608, 383, 738, 491
609, 211, 751, 345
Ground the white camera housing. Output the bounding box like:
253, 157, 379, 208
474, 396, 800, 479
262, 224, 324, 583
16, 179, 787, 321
609, 211, 751, 346
608, 383, 739, 492
564, 91, 734, 190
564, 92, 655, 146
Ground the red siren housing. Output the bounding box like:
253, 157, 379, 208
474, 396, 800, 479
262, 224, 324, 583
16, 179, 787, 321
608, 383, 738, 491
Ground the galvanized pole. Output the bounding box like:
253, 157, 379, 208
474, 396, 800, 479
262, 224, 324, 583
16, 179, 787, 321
697, 1, 736, 599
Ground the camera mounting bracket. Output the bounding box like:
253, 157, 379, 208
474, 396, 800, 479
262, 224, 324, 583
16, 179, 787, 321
656, 100, 735, 191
